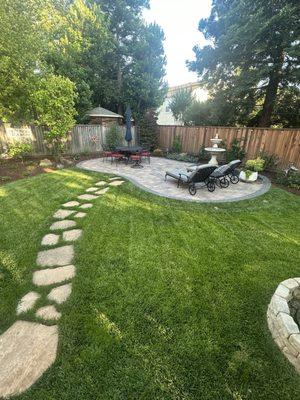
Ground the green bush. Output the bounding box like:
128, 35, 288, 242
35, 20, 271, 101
245, 157, 265, 172
167, 153, 198, 163
276, 170, 300, 190
152, 148, 164, 157
172, 135, 182, 153
7, 142, 32, 161
226, 138, 246, 162
106, 123, 123, 150
258, 151, 279, 171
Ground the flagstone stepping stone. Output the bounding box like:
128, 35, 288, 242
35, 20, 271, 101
33, 265, 75, 286
63, 229, 82, 242
85, 187, 98, 193
74, 212, 86, 218
16, 292, 40, 315
47, 283, 72, 304
0, 321, 58, 398
78, 194, 98, 201
95, 187, 109, 195
37, 245, 74, 267
62, 201, 80, 208
36, 305, 61, 321
79, 203, 93, 209
41, 234, 59, 246
109, 177, 121, 181
109, 180, 125, 186
95, 181, 107, 186
53, 209, 75, 219
50, 220, 76, 231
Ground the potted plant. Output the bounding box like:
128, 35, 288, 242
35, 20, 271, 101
240, 157, 265, 182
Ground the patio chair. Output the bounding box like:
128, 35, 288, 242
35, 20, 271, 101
165, 164, 218, 194
210, 159, 242, 187
110, 152, 123, 165
140, 150, 151, 164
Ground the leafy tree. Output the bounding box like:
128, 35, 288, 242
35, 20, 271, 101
188, 0, 300, 127
31, 74, 77, 154
169, 89, 195, 123
105, 123, 123, 150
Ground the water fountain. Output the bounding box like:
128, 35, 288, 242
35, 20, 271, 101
205, 134, 226, 166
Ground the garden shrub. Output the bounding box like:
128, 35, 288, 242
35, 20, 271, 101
172, 135, 182, 153
7, 142, 32, 161
167, 153, 198, 163
276, 170, 300, 190
106, 123, 123, 150
258, 151, 279, 171
226, 138, 246, 162
152, 148, 163, 157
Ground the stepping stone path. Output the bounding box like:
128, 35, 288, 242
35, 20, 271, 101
50, 220, 76, 231
109, 177, 121, 181
63, 229, 82, 242
79, 203, 93, 209
0, 177, 124, 397
41, 234, 59, 246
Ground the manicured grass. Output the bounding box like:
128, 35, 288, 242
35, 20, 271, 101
0, 169, 300, 399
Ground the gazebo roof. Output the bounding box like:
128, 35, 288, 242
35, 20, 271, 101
87, 106, 123, 118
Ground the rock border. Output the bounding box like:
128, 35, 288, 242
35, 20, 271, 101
267, 278, 300, 374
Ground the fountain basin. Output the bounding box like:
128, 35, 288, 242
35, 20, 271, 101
205, 147, 226, 166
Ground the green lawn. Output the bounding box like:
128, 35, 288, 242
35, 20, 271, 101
0, 169, 300, 400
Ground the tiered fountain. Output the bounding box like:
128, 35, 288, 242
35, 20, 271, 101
205, 134, 226, 166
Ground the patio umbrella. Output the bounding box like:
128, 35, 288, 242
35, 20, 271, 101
125, 106, 133, 146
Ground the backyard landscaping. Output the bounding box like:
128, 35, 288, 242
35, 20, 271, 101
0, 168, 300, 399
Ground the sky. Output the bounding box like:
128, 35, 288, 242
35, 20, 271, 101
143, 0, 212, 88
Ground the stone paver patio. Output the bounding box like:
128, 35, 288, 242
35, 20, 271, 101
78, 157, 270, 203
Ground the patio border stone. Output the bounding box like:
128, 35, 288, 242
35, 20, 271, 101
77, 159, 271, 203
267, 278, 300, 374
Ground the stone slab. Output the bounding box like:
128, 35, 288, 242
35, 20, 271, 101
62, 201, 80, 208
33, 265, 75, 286
16, 292, 40, 315
275, 284, 292, 301
41, 234, 59, 246
281, 278, 299, 291
78, 194, 98, 201
36, 245, 74, 267
53, 209, 75, 219
270, 295, 290, 316
109, 177, 121, 181
79, 203, 93, 209
36, 305, 61, 321
63, 229, 82, 242
95, 181, 107, 186
50, 220, 76, 231
74, 212, 86, 218
0, 321, 58, 398
85, 187, 99, 193
109, 180, 125, 186
47, 283, 72, 304
95, 188, 109, 195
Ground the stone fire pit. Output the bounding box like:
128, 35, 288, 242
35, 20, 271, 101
267, 278, 300, 373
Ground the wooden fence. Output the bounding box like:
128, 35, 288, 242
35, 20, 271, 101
158, 126, 300, 168
0, 124, 137, 155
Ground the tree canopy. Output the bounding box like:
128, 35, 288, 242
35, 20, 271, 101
188, 0, 300, 127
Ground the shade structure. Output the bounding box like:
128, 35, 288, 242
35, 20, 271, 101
125, 106, 133, 145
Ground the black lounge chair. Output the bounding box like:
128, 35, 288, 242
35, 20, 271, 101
210, 159, 242, 188
165, 164, 218, 194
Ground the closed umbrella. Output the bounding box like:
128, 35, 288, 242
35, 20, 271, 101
125, 106, 132, 146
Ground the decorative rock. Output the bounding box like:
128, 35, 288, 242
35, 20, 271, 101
276, 312, 299, 339
109, 180, 125, 186
63, 229, 82, 242
95, 181, 107, 186
16, 292, 40, 315
36, 245, 74, 267
53, 209, 74, 219
79, 203, 93, 209
281, 278, 299, 291
85, 187, 99, 193
33, 265, 75, 286
36, 305, 61, 321
62, 201, 80, 208
289, 334, 300, 351
39, 159, 52, 168
270, 295, 290, 316
41, 234, 59, 246
50, 220, 76, 231
74, 212, 86, 219
56, 163, 64, 170
275, 284, 292, 301
95, 188, 109, 195
0, 321, 58, 398
47, 283, 72, 304
78, 194, 98, 201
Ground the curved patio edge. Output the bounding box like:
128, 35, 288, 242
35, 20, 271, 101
77, 160, 271, 204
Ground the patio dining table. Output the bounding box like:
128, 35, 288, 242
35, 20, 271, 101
115, 146, 143, 156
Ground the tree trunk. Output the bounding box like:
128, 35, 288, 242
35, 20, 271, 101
258, 52, 284, 127
117, 64, 123, 115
